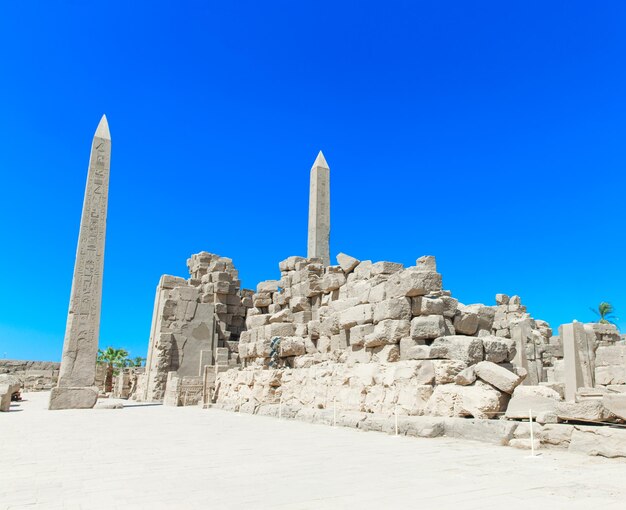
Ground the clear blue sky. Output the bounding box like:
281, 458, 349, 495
1, 1, 624, 361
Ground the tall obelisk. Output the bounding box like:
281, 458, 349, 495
307, 151, 330, 265
50, 115, 111, 410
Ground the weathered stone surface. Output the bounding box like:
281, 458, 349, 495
49, 387, 99, 410
482, 336, 515, 363
453, 308, 479, 336
432, 360, 467, 384
430, 335, 483, 365
307, 152, 330, 265
595, 345, 626, 385
385, 270, 442, 299
474, 361, 524, 394
374, 298, 411, 323
336, 253, 359, 274
51, 116, 111, 411
415, 255, 437, 272
411, 296, 444, 316
554, 400, 614, 423
364, 319, 410, 348
569, 426, 626, 458
338, 304, 374, 329
410, 316, 445, 341
399, 338, 433, 360
454, 366, 476, 386
602, 394, 626, 420
425, 381, 507, 419
505, 385, 561, 420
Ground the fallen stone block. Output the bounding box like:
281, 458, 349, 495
454, 366, 476, 386
399, 338, 433, 360
336, 253, 360, 274
453, 309, 479, 336
482, 336, 516, 363
364, 319, 410, 348
443, 416, 518, 445
474, 361, 524, 394
602, 394, 626, 420
430, 335, 484, 365
374, 297, 411, 323
432, 360, 467, 384
555, 400, 615, 423
411, 296, 444, 316
569, 426, 626, 458
385, 270, 442, 299
425, 381, 508, 420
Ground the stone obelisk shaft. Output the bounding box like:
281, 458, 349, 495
307, 151, 330, 265
50, 115, 111, 410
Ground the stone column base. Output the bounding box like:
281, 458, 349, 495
49, 386, 98, 410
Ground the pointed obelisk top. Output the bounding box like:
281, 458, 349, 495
312, 150, 329, 169
94, 114, 111, 140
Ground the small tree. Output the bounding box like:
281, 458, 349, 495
590, 302, 618, 325
97, 347, 130, 393
131, 356, 146, 367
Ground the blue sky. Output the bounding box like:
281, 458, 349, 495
1, 1, 624, 361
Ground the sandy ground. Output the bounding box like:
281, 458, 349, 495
1, 391, 625, 510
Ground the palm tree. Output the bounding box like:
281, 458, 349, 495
97, 347, 130, 393
131, 356, 146, 367
590, 302, 618, 325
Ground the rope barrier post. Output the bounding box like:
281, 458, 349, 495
395, 405, 399, 436
279, 395, 282, 420
528, 408, 535, 455
333, 398, 337, 427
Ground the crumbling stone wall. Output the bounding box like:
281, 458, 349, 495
0, 360, 60, 391
141, 252, 252, 402
215, 253, 551, 419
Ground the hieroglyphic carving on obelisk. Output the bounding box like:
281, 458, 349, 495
307, 151, 330, 265
49, 115, 111, 410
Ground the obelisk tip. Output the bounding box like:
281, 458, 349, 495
94, 115, 110, 140
312, 150, 329, 169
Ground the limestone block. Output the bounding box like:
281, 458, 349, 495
0, 386, 11, 412
279, 256, 306, 272
368, 283, 386, 303
432, 360, 467, 384
269, 309, 294, 323
336, 253, 360, 273
373, 297, 411, 323
370, 344, 400, 363
602, 394, 626, 420
430, 335, 484, 365
454, 366, 477, 386
49, 387, 99, 410
541, 424, 574, 447
595, 345, 626, 385
415, 255, 437, 271
410, 296, 444, 317
308, 320, 320, 339
214, 281, 231, 294
320, 273, 346, 293
344, 345, 372, 364
462, 304, 495, 332
290, 297, 310, 312
353, 261, 373, 280
338, 304, 374, 330
396, 385, 433, 416
319, 315, 340, 337
385, 270, 442, 299
496, 294, 509, 305
266, 322, 296, 338
554, 400, 614, 423
279, 338, 306, 357
482, 335, 516, 363
364, 319, 411, 348
349, 324, 375, 347
371, 261, 404, 275
399, 338, 433, 360
246, 314, 270, 329
257, 280, 280, 293
441, 296, 459, 318
453, 309, 479, 336
474, 361, 524, 394
425, 381, 507, 419
569, 426, 626, 458
410, 316, 445, 341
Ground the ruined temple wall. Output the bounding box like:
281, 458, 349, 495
141, 252, 252, 402
0, 360, 60, 391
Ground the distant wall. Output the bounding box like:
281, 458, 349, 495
0, 359, 60, 391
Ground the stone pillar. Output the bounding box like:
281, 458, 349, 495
49, 115, 111, 410
307, 151, 330, 265
560, 321, 595, 402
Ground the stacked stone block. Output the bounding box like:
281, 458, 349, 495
142, 252, 252, 402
